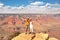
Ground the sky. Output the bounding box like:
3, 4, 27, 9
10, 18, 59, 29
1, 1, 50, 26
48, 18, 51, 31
0, 0, 60, 14
0, 0, 60, 6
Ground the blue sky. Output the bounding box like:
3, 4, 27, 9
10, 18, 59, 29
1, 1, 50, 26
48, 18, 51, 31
0, 0, 60, 13
0, 0, 60, 7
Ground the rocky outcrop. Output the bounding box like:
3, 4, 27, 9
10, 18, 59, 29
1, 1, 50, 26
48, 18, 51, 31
11, 33, 58, 40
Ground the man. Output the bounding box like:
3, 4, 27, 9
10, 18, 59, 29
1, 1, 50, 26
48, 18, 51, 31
25, 18, 30, 33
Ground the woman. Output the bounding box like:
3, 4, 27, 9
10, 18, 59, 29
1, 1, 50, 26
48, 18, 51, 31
30, 20, 33, 33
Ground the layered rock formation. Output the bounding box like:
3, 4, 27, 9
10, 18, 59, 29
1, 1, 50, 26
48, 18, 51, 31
0, 14, 60, 40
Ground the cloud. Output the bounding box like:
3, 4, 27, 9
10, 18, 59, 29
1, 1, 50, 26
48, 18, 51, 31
0, 3, 4, 8
30, 1, 44, 6
0, 1, 60, 14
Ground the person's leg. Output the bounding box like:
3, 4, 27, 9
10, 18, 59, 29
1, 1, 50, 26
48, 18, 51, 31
30, 25, 33, 33
31, 26, 33, 33
26, 26, 28, 33
26, 26, 29, 34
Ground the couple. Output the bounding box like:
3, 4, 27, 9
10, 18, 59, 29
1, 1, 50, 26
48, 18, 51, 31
25, 18, 33, 33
